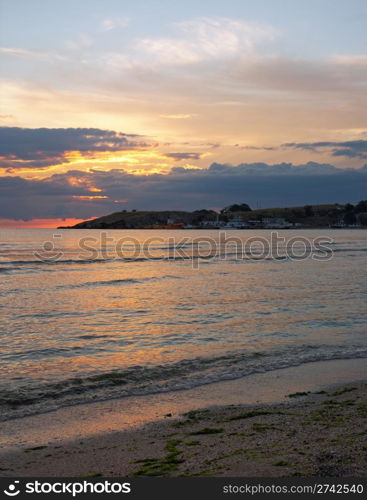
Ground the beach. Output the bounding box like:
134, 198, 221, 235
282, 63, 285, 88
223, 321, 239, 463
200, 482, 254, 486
1, 358, 366, 477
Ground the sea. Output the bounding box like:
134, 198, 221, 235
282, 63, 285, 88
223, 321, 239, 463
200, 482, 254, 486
0, 228, 366, 421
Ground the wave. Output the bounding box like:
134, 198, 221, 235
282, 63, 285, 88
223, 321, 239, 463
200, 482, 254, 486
54, 274, 183, 290
1, 275, 183, 296
1, 342, 366, 422
56, 277, 142, 289
2, 245, 365, 269
0, 252, 292, 267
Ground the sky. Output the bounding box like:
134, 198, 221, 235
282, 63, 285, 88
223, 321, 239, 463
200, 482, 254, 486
0, 0, 366, 227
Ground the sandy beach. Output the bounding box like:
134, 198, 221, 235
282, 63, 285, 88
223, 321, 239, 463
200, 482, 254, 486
1, 358, 366, 477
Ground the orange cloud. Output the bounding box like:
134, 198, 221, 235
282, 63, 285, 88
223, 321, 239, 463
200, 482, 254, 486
72, 195, 109, 201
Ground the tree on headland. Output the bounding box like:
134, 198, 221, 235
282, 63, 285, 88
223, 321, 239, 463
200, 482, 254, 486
344, 203, 355, 212
344, 212, 357, 225
355, 200, 367, 213
344, 203, 357, 225
221, 203, 252, 214
304, 205, 314, 217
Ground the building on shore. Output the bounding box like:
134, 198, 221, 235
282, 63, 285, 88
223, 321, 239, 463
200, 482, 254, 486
223, 215, 251, 229
261, 217, 294, 229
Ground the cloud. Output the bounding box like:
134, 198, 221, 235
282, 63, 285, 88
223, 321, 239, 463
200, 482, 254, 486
160, 114, 197, 119
137, 17, 277, 65
283, 139, 367, 159
2, 17, 366, 149
332, 54, 367, 65
236, 144, 277, 151
100, 17, 130, 32
0, 46, 67, 62
1, 162, 366, 221
0, 175, 110, 220
165, 152, 202, 161
0, 47, 45, 58
1, 17, 367, 160
0, 127, 150, 168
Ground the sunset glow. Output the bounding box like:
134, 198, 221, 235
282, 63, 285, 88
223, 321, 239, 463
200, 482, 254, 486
0, 218, 93, 228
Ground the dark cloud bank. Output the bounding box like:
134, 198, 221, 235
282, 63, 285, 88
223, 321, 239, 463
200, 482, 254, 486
1, 162, 366, 221
283, 140, 367, 159
0, 127, 148, 168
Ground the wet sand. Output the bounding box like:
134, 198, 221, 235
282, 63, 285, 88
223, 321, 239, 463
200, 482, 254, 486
1, 358, 366, 477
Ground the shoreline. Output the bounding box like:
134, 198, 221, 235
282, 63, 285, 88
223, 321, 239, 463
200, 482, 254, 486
1, 357, 367, 477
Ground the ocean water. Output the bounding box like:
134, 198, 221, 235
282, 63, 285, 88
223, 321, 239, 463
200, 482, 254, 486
0, 228, 366, 421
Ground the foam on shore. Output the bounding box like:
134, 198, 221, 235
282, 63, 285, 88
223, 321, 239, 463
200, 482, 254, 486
1, 357, 366, 452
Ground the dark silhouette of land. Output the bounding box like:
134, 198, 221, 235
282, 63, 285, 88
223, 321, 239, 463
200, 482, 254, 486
59, 201, 367, 229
